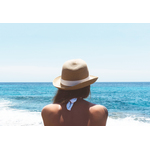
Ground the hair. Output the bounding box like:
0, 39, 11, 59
53, 85, 91, 104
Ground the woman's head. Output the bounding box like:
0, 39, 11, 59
53, 85, 90, 104
52, 59, 97, 104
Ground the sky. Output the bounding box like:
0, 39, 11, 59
0, 23, 150, 82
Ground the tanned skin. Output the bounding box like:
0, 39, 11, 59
41, 98, 108, 126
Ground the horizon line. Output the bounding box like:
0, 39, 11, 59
0, 81, 150, 83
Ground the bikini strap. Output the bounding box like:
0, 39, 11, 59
66, 98, 77, 111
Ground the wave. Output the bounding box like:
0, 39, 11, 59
107, 117, 150, 126
0, 99, 43, 126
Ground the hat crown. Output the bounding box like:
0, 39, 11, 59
61, 59, 89, 81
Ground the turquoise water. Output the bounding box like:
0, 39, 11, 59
0, 82, 150, 126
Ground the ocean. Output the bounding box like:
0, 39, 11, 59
0, 82, 150, 126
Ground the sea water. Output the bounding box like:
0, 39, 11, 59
0, 82, 150, 126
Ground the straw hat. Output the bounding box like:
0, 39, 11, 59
53, 59, 98, 90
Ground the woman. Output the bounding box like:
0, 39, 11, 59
41, 59, 108, 126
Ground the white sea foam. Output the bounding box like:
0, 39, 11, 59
0, 99, 43, 126
107, 117, 150, 126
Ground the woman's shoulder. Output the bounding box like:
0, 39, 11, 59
83, 99, 108, 114
41, 104, 62, 126
90, 104, 108, 113
41, 104, 62, 115
88, 104, 108, 125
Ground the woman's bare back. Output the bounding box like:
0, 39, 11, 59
41, 98, 108, 126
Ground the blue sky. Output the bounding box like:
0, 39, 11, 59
0, 23, 150, 82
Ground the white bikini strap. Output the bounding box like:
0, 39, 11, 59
66, 98, 77, 111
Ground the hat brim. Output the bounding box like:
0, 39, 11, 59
53, 75, 98, 90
